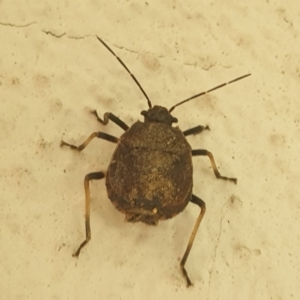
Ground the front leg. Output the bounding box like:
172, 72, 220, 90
91, 110, 129, 131
183, 125, 210, 137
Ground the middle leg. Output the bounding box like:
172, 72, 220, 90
61, 131, 118, 152
192, 149, 237, 183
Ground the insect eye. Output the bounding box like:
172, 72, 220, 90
141, 110, 147, 117
172, 117, 178, 123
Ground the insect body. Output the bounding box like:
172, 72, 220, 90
61, 36, 250, 286
108, 106, 192, 225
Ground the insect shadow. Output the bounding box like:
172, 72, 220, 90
61, 36, 250, 287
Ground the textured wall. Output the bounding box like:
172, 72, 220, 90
0, 1, 298, 299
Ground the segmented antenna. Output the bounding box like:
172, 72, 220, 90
96, 36, 152, 109
169, 73, 251, 113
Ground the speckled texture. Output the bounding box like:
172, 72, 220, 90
0, 1, 299, 299
106, 118, 192, 223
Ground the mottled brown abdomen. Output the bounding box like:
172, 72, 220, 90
106, 121, 193, 224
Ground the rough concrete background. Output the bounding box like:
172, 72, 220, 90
0, 1, 299, 299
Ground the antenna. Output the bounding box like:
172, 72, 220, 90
96, 36, 152, 109
169, 73, 251, 113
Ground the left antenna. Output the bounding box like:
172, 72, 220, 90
96, 36, 152, 109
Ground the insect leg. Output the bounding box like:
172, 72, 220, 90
91, 110, 129, 131
180, 194, 206, 287
183, 125, 210, 137
60, 132, 118, 151
73, 171, 106, 257
192, 149, 237, 183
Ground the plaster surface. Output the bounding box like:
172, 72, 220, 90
0, 1, 299, 299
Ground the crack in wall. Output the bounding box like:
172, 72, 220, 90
0, 21, 36, 28
208, 201, 228, 299
43, 30, 66, 38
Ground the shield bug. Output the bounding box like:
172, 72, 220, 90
61, 36, 250, 286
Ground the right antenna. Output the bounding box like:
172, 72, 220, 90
169, 73, 251, 113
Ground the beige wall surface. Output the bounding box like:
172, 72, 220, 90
0, 1, 299, 299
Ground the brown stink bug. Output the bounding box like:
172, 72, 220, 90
61, 36, 250, 286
